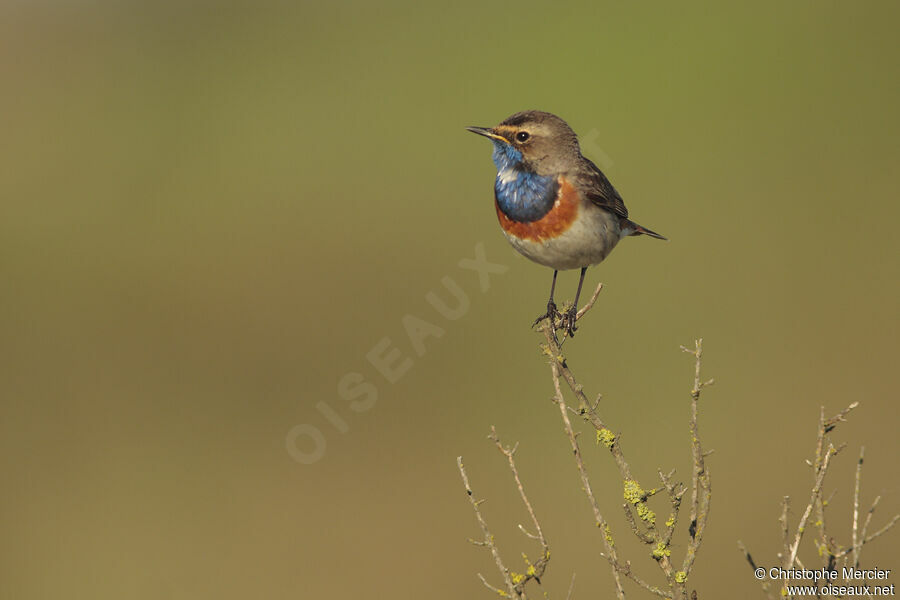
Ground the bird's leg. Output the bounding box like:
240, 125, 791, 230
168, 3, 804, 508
561, 267, 587, 338
532, 270, 561, 328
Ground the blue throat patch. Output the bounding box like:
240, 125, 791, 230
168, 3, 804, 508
490, 141, 557, 223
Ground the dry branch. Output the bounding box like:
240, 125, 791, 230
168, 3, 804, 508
538, 284, 713, 599
737, 402, 899, 599
460, 282, 714, 599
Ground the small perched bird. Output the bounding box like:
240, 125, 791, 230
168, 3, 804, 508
467, 110, 666, 338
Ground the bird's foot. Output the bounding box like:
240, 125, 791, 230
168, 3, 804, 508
532, 300, 561, 329
560, 306, 578, 339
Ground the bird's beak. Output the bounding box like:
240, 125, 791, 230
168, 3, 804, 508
466, 126, 506, 143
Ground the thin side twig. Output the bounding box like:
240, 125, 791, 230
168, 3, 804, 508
851, 446, 864, 566
738, 401, 897, 599
779, 496, 790, 560
458, 457, 519, 598
565, 573, 576, 600
549, 356, 628, 599
538, 288, 714, 599
737, 540, 776, 600
785, 442, 834, 569
680, 340, 713, 578
575, 282, 604, 320
599, 555, 671, 599
489, 427, 551, 586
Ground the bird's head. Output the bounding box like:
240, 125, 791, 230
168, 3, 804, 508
467, 110, 581, 176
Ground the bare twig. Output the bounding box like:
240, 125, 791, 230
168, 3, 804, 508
836, 446, 900, 568
737, 540, 776, 600
462, 284, 717, 599
738, 402, 897, 599
489, 427, 551, 586
598, 555, 671, 599
785, 441, 834, 570
779, 496, 790, 560
851, 446, 864, 566
811, 405, 853, 559
549, 355, 627, 599
458, 457, 519, 598
565, 573, 576, 600
659, 469, 686, 549
477, 573, 509, 596
575, 282, 604, 320
680, 340, 713, 579
538, 290, 713, 599
862, 514, 899, 545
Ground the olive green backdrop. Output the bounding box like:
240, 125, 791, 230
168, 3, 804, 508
1, 1, 898, 598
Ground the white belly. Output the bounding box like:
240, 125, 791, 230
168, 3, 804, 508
501, 203, 622, 271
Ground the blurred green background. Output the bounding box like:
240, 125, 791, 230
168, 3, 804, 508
2, 1, 898, 598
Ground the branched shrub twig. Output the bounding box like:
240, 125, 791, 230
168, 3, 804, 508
738, 403, 899, 599
459, 283, 714, 599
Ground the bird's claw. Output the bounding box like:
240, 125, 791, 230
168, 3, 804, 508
560, 306, 578, 338
532, 300, 561, 328
534, 302, 577, 344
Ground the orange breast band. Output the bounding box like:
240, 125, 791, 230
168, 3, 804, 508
496, 176, 580, 242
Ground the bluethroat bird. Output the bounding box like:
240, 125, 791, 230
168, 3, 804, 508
467, 110, 666, 338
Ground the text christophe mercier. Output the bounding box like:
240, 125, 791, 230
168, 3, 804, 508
758, 567, 892, 583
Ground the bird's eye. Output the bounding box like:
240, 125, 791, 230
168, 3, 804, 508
516, 131, 530, 142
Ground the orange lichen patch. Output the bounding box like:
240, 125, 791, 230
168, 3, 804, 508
496, 176, 580, 242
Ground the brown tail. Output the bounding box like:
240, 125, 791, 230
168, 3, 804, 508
626, 220, 668, 240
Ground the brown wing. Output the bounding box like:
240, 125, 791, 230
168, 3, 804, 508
577, 157, 629, 220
